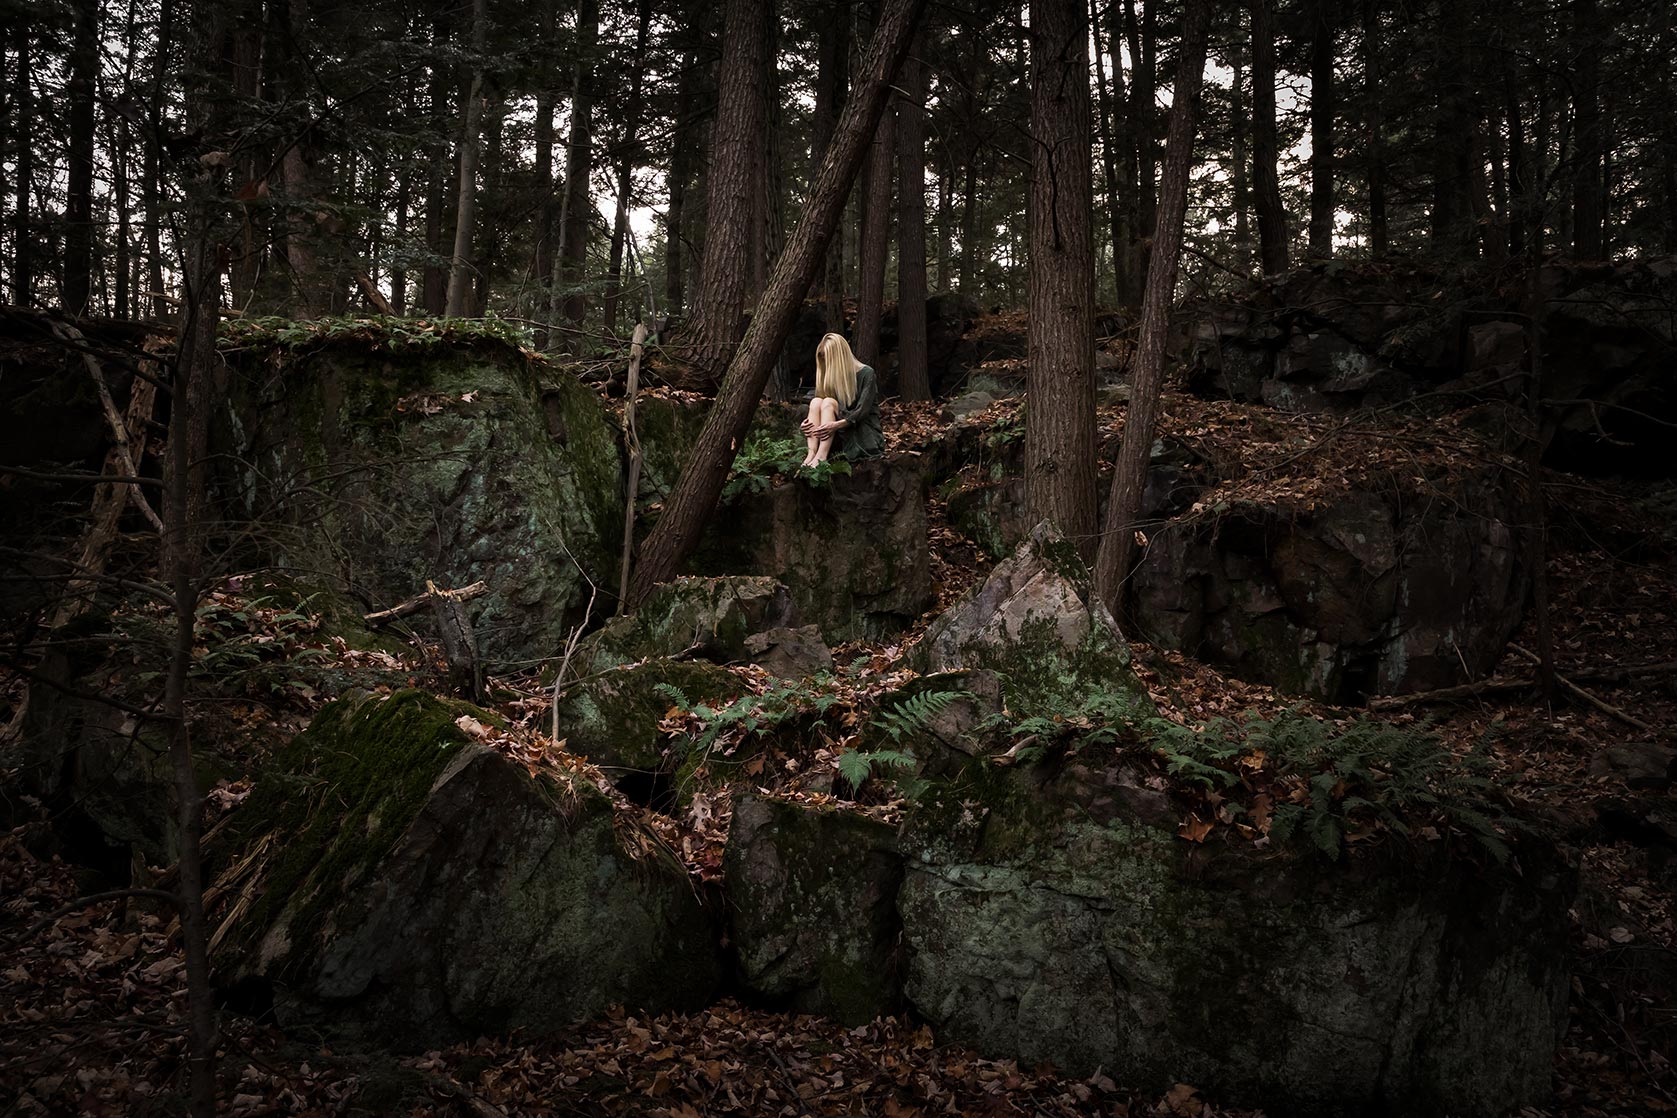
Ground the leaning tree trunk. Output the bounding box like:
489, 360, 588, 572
1251, 0, 1288, 274
629, 0, 926, 604
444, 0, 487, 317
1024, 0, 1098, 561
896, 30, 930, 400
1094, 0, 1211, 613
680, 0, 768, 384
64, 0, 98, 315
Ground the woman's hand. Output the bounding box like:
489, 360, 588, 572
799, 417, 814, 434
813, 419, 845, 438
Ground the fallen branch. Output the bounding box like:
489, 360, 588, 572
353, 270, 397, 316
1508, 643, 1657, 733
364, 580, 487, 625
14, 888, 179, 943
1367, 678, 1541, 709
48, 320, 165, 534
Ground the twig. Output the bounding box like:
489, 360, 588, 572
364, 580, 488, 625
1508, 644, 1657, 733
551, 583, 599, 741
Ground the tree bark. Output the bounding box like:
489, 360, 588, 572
445, 0, 488, 317
1570, 0, 1602, 258
530, 0, 558, 340
604, 0, 653, 336
958, 25, 981, 296
1094, 0, 1210, 612
1251, 0, 1288, 274
1363, 0, 1386, 256
896, 30, 930, 400
811, 0, 850, 328
1090, 0, 1124, 304
629, 0, 926, 604
1025, 0, 1098, 560
856, 102, 895, 368
1307, 0, 1334, 259
665, 48, 699, 319
558, 0, 600, 333
681, 0, 769, 383
64, 0, 98, 314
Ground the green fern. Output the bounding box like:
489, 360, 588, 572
872, 689, 971, 746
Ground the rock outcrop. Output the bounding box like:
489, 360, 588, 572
917, 522, 1151, 718
724, 795, 903, 1024
897, 760, 1575, 1118
575, 575, 797, 674
215, 690, 719, 1045
219, 333, 623, 670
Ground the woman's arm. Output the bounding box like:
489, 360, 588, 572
839, 367, 878, 426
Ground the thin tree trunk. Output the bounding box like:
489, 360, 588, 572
1570, 0, 1602, 258
1251, 0, 1287, 274
604, 0, 653, 336
1505, 65, 1527, 257
1094, 0, 1211, 611
1026, 0, 1098, 560
13, 23, 32, 304
422, 12, 451, 315
1132, 0, 1156, 281
1364, 0, 1386, 255
530, 0, 557, 339
444, 0, 488, 317
897, 30, 930, 400
856, 103, 895, 367
630, 0, 926, 603
811, 0, 850, 329
1307, 0, 1334, 259
558, 0, 599, 334
115, 114, 132, 319
681, 0, 768, 383
64, 0, 98, 314
1231, 54, 1251, 273
145, 0, 172, 316
936, 151, 953, 292
1090, 0, 1124, 304
1430, 0, 1474, 254
959, 26, 981, 296
665, 48, 698, 319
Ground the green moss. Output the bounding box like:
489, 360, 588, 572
213, 689, 489, 978
555, 658, 740, 774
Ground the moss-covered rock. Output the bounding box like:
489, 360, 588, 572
218, 333, 622, 671
689, 458, 934, 641
553, 658, 742, 780
916, 521, 1152, 719
724, 794, 903, 1024
214, 689, 720, 1046
897, 756, 1574, 1117
575, 576, 796, 674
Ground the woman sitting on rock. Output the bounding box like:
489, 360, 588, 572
800, 332, 884, 467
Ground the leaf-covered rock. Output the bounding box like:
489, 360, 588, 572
213, 689, 719, 1046
575, 575, 797, 674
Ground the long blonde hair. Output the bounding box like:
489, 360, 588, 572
814, 332, 861, 408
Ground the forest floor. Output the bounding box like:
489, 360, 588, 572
3, 376, 1675, 1117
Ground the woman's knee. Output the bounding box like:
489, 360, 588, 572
819, 397, 839, 419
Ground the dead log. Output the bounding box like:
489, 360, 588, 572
429, 580, 482, 701
1509, 643, 1656, 734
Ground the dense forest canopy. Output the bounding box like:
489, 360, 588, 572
7, 0, 1675, 331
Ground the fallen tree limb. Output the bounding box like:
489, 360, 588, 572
1367, 678, 1541, 709
364, 580, 487, 625
1509, 643, 1657, 733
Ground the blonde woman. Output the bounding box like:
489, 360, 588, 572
801, 333, 884, 466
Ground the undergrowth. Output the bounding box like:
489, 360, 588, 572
721, 431, 851, 502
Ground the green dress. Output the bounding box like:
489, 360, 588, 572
833, 364, 884, 461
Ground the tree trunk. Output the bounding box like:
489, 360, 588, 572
629, 0, 926, 604
681, 0, 769, 383
12, 22, 32, 305
1504, 64, 1527, 257
530, 0, 558, 339
1251, 0, 1288, 274
1132, 0, 1156, 278
64, 0, 98, 314
1231, 54, 1251, 273
811, 0, 850, 329
665, 48, 698, 319
1363, 0, 1386, 256
558, 0, 600, 334
936, 149, 953, 291
1307, 0, 1334, 259
1570, 0, 1602, 258
1026, 0, 1098, 560
1430, 0, 1474, 254
604, 0, 653, 336
444, 0, 488, 317
959, 25, 981, 296
1094, 0, 1210, 612
856, 104, 895, 368
1090, 0, 1124, 304
896, 30, 930, 400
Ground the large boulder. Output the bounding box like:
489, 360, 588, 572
898, 759, 1575, 1117
1131, 471, 1528, 700
551, 657, 742, 790
214, 689, 719, 1045
218, 331, 623, 670
917, 522, 1151, 718
691, 459, 933, 641
724, 795, 903, 1024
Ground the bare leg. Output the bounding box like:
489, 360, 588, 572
811, 397, 841, 463
802, 397, 825, 465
